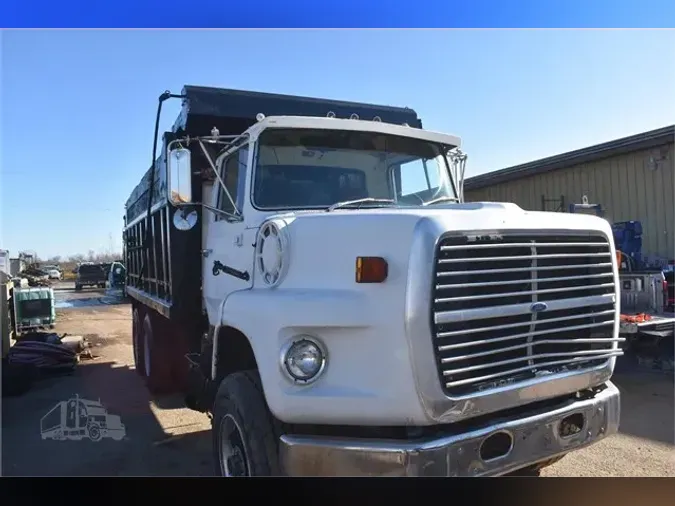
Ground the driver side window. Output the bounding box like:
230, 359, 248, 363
216, 146, 249, 221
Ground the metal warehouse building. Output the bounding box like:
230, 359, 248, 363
464, 125, 675, 262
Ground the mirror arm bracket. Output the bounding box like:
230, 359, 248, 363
175, 201, 243, 223
196, 140, 242, 219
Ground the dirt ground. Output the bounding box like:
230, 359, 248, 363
2, 284, 212, 476
2, 283, 674, 476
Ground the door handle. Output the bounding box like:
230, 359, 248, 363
202, 249, 212, 258
213, 260, 250, 281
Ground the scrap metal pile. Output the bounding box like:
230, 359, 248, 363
17, 266, 53, 287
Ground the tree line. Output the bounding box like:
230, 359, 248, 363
42, 251, 123, 265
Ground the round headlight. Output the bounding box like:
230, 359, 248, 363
282, 338, 326, 384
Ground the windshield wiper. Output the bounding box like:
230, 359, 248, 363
327, 198, 396, 212
423, 196, 461, 206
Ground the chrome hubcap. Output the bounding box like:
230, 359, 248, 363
219, 414, 249, 477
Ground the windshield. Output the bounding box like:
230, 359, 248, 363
252, 128, 458, 210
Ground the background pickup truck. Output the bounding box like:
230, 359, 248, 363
75, 264, 108, 291
619, 270, 674, 366
664, 268, 674, 312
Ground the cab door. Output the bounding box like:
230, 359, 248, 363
202, 144, 254, 324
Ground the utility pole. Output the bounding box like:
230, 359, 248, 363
108, 233, 114, 259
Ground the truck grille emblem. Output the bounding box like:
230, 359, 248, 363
530, 302, 548, 313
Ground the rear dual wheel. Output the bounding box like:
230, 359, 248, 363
141, 313, 174, 394
132, 308, 144, 376
131, 306, 189, 394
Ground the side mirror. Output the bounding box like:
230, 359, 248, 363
168, 148, 193, 205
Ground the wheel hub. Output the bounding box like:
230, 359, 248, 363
226, 447, 246, 476
219, 414, 250, 477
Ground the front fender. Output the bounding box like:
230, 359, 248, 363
220, 288, 429, 426
223, 289, 372, 329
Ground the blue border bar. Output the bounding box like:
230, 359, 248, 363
3, 1, 675, 30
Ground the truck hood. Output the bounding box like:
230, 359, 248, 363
266, 201, 612, 231
254, 202, 614, 291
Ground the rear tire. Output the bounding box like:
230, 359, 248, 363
212, 370, 282, 476
141, 313, 174, 394
132, 307, 145, 376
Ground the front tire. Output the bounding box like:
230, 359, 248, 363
506, 465, 542, 477
212, 370, 281, 476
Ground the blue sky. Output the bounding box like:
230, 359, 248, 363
1, 30, 673, 259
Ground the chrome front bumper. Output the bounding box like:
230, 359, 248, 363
280, 381, 620, 477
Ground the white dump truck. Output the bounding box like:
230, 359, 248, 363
123, 85, 622, 477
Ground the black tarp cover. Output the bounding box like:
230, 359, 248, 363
175, 85, 422, 134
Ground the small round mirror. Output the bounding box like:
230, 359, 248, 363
173, 208, 198, 231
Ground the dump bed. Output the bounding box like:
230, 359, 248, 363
124, 85, 423, 322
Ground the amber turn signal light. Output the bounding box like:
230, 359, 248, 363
356, 257, 388, 283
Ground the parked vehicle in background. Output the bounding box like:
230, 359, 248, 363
566, 213, 675, 365
619, 269, 675, 362
45, 269, 62, 280
23, 268, 49, 281
75, 263, 107, 291
107, 262, 126, 292
100, 263, 113, 281
612, 219, 674, 365
620, 270, 671, 315
123, 85, 622, 477
664, 266, 674, 313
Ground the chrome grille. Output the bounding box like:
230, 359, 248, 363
432, 232, 621, 397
